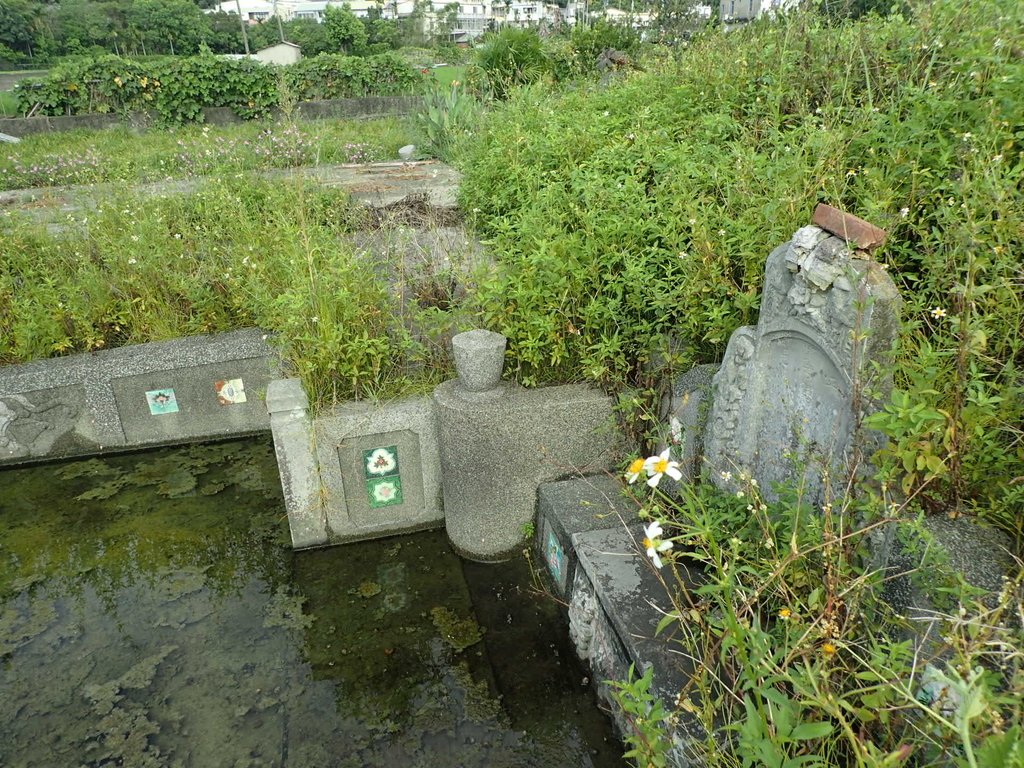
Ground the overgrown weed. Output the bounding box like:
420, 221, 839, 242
458, 0, 1024, 519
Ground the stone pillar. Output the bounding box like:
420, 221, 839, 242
266, 378, 327, 549
451, 329, 507, 398
435, 330, 620, 562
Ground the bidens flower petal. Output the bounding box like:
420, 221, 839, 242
642, 521, 674, 569
645, 448, 682, 488
625, 457, 647, 484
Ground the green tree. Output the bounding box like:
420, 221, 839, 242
127, 0, 211, 55
247, 16, 283, 50
0, 0, 41, 58
52, 0, 115, 53
205, 10, 245, 53
365, 17, 400, 52
285, 18, 334, 56
324, 3, 367, 55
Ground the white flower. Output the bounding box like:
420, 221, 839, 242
127, 258, 137, 265
624, 457, 647, 484
720, 470, 732, 482
366, 447, 397, 476
642, 521, 673, 569
644, 448, 682, 488
930, 307, 947, 319
900, 207, 909, 218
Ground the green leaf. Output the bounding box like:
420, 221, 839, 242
655, 609, 681, 636
790, 721, 833, 741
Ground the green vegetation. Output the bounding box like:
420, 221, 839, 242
1, 2, 1022, 762
0, 118, 409, 188
0, 175, 460, 406
0, 0, 420, 65
432, 65, 467, 88
622, 472, 1024, 767
0, 90, 18, 116
458, 0, 1023, 524
13, 52, 424, 121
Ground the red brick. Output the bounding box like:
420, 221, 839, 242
812, 203, 887, 251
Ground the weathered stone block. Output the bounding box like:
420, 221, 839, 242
704, 225, 901, 505
267, 378, 327, 550
571, 526, 707, 766
658, 363, 719, 487
313, 395, 443, 542
435, 380, 620, 561
535, 475, 633, 599
0, 328, 282, 467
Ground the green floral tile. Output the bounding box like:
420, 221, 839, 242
363, 446, 399, 479
367, 477, 403, 508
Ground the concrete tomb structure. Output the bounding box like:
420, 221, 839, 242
704, 214, 901, 503
0, 329, 282, 466
657, 363, 719, 492
435, 330, 621, 561
267, 330, 621, 557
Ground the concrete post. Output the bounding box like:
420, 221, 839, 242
266, 379, 328, 549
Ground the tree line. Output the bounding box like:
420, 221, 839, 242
0, 0, 425, 68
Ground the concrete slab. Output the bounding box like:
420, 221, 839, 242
313, 395, 443, 543
0, 161, 460, 224
535, 475, 635, 599
435, 380, 621, 562
572, 525, 707, 762
0, 328, 282, 466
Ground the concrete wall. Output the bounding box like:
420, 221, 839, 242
0, 329, 282, 467
0, 96, 419, 138
255, 44, 303, 65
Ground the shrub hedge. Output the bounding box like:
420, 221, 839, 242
14, 52, 425, 123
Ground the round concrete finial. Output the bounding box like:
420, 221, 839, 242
452, 329, 507, 393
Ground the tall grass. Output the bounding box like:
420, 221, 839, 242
0, 117, 411, 189
0, 177, 459, 406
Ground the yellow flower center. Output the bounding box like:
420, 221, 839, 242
628, 458, 645, 475
642, 538, 653, 550
653, 459, 669, 474
822, 642, 837, 655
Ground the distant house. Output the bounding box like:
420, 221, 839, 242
210, 0, 276, 23
255, 41, 302, 64
719, 0, 796, 22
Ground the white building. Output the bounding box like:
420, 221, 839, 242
719, 0, 796, 22
209, 0, 575, 41
210, 0, 276, 23
255, 41, 303, 63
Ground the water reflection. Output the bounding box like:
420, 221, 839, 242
0, 440, 621, 766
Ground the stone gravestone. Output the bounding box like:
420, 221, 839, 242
704, 214, 901, 504
657, 363, 719, 489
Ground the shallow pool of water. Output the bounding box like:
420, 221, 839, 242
0, 438, 622, 767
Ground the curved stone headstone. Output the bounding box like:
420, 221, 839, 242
704, 224, 901, 504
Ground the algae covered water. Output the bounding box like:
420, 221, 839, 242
0, 438, 622, 767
